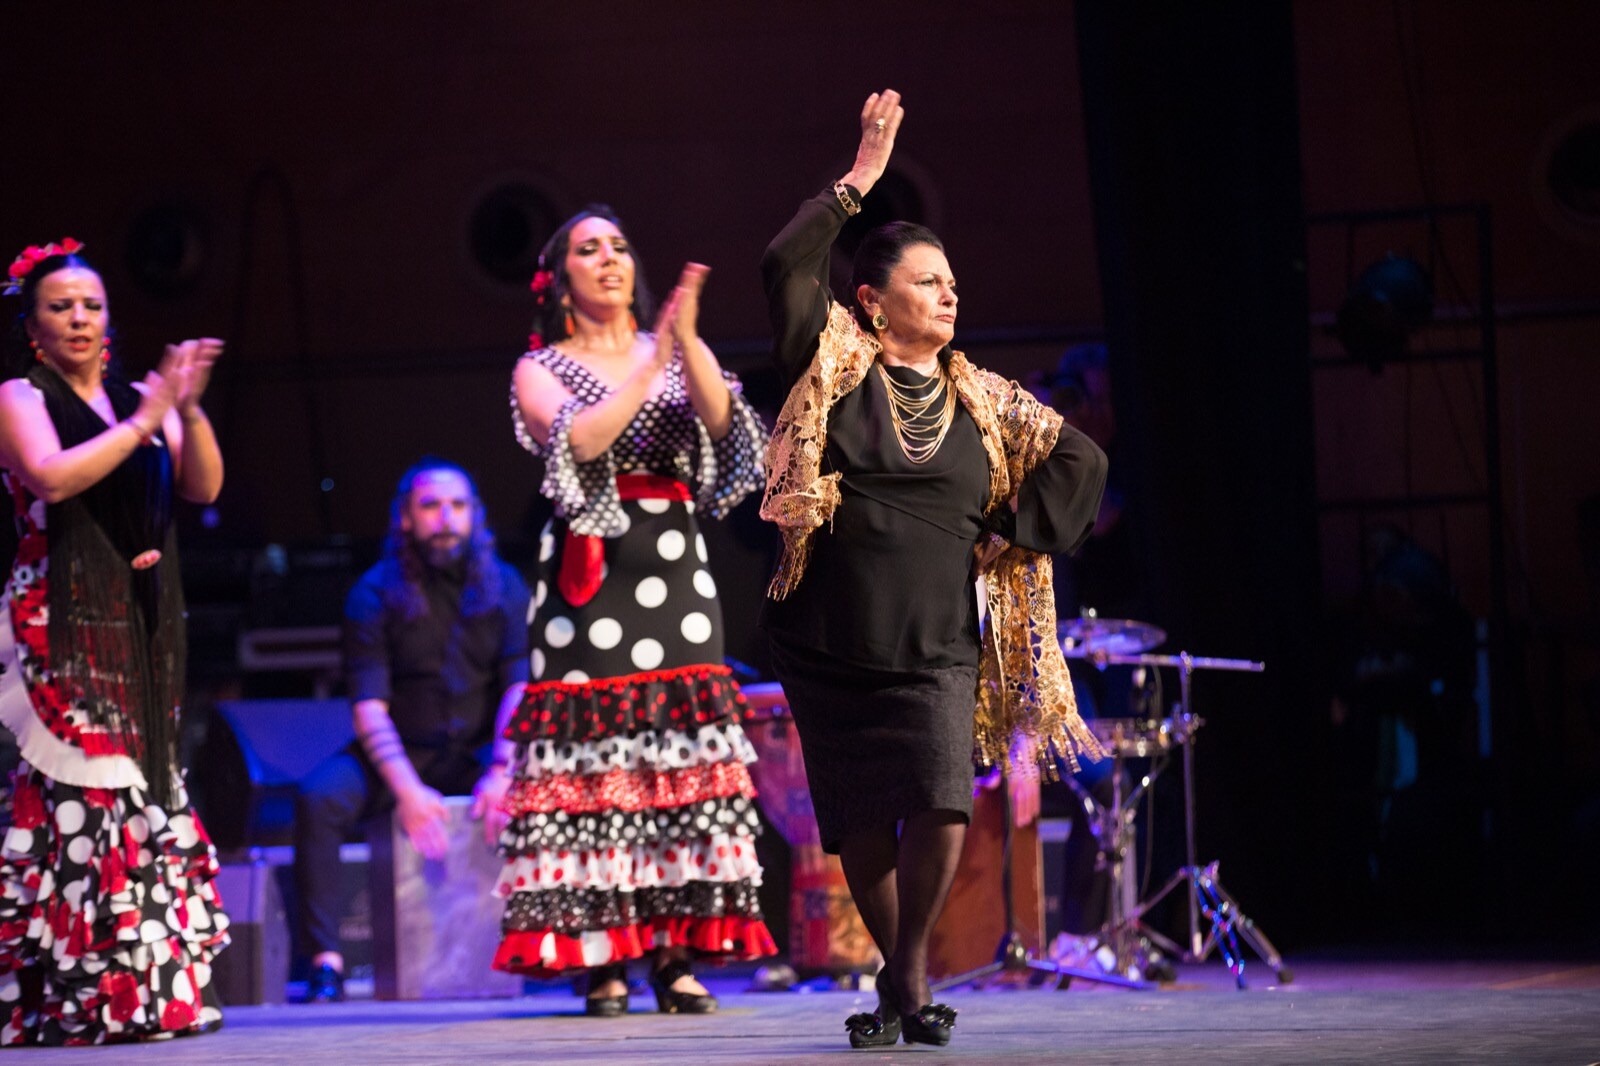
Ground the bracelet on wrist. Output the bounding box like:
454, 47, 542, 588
833, 180, 862, 217
124, 419, 154, 446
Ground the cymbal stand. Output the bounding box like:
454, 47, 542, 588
1117, 652, 1292, 989
931, 762, 1153, 993
1063, 729, 1170, 983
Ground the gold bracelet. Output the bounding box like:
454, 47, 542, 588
833, 181, 861, 217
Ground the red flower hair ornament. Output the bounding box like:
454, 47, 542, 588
5, 238, 84, 297
527, 259, 556, 350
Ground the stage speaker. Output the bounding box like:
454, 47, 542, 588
210, 856, 290, 1006
196, 699, 355, 850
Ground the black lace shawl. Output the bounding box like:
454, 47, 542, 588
29, 365, 185, 806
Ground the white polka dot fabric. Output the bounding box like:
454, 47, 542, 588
510, 342, 766, 538
512, 344, 766, 685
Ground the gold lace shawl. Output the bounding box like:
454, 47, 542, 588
760, 303, 1104, 775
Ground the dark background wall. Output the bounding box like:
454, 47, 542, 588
4, 1, 1598, 947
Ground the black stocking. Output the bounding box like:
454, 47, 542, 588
838, 824, 900, 964
888, 809, 966, 1010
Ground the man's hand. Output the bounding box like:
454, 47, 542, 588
395, 783, 450, 862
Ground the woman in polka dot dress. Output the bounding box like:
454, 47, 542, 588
493, 206, 775, 1014
0, 242, 229, 1044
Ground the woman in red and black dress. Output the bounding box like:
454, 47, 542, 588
0, 241, 229, 1044
487, 207, 775, 1015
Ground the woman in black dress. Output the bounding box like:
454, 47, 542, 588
759, 91, 1108, 1048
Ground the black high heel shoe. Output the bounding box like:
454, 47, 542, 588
584, 962, 629, 1017
650, 958, 718, 1014
845, 963, 902, 1049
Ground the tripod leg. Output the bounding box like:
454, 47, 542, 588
1210, 880, 1292, 981
1196, 870, 1246, 988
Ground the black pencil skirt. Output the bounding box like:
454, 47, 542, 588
767, 637, 977, 853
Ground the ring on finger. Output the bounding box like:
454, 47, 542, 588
874, 118, 887, 131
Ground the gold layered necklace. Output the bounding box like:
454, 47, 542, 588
878, 362, 956, 464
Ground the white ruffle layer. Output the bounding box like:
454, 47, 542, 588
0, 594, 146, 791
493, 830, 763, 898
515, 722, 758, 780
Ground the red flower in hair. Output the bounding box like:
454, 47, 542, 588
530, 269, 555, 295
6, 238, 86, 293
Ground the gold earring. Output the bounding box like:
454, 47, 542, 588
871, 311, 888, 331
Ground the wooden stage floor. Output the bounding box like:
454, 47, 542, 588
15, 956, 1600, 1063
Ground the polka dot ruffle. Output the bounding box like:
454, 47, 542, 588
514, 722, 757, 780
0, 768, 228, 1046
507, 663, 748, 745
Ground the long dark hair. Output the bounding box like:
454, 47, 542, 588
383, 458, 503, 619
7, 250, 115, 378
848, 221, 946, 334
527, 205, 656, 349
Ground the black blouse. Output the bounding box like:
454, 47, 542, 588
758, 190, 1108, 672
344, 558, 531, 752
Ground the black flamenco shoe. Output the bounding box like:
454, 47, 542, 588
584, 963, 630, 1017
845, 964, 902, 1049
901, 1002, 958, 1047
650, 958, 718, 1014
305, 962, 345, 1004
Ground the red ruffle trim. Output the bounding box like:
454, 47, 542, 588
492, 916, 777, 978
504, 761, 756, 816
506, 663, 751, 744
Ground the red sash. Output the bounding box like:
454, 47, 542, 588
557, 474, 693, 607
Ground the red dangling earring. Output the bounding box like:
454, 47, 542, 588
29, 340, 42, 363
628, 312, 638, 334
100, 340, 111, 366
564, 309, 576, 336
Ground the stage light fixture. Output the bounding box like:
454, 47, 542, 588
469, 182, 562, 286
1334, 253, 1434, 372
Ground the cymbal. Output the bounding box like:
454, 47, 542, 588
1059, 615, 1167, 656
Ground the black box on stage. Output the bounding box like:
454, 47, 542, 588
211, 857, 290, 1006
1041, 817, 1072, 944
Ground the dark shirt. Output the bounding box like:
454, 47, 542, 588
344, 557, 530, 752
758, 189, 1108, 672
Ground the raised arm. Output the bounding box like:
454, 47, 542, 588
760, 89, 907, 387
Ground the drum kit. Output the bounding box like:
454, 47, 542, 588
1053, 611, 1291, 989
